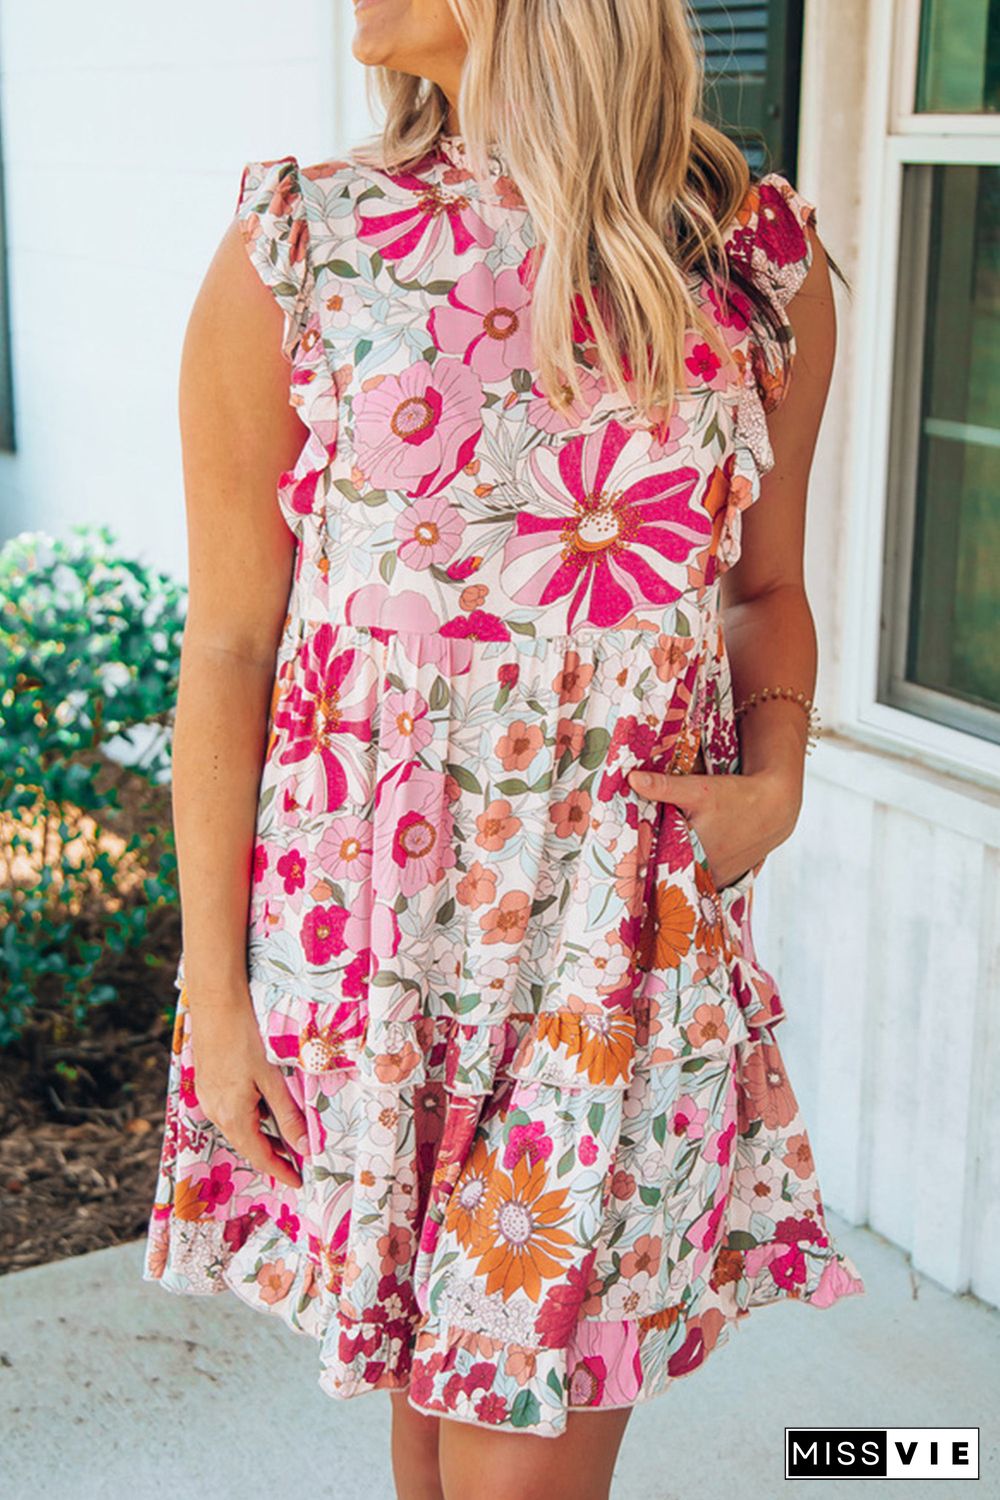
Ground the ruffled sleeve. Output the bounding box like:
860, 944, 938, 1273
235, 156, 316, 364
712, 173, 818, 574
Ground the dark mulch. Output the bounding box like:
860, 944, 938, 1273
0, 923, 181, 1278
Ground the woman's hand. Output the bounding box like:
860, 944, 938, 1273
188, 990, 308, 1192
627, 764, 802, 891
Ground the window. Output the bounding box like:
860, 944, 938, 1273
689, 0, 805, 177
881, 6, 1000, 748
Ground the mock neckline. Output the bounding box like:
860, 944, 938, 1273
436, 131, 506, 178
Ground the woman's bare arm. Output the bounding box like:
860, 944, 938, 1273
172, 215, 310, 1188
628, 224, 836, 885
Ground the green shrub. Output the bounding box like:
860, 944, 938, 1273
0, 524, 186, 1049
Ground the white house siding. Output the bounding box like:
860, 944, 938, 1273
0, 1, 997, 1309
0, 0, 372, 575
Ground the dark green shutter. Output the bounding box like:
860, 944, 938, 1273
688, 0, 804, 179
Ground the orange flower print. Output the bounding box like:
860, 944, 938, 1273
472, 1152, 577, 1301
550, 787, 592, 838
480, 889, 532, 945
476, 798, 521, 851
782, 1131, 815, 1180
614, 818, 653, 914
456, 860, 497, 910
537, 1000, 635, 1086
650, 633, 692, 684
618, 1233, 662, 1280
553, 650, 594, 704
740, 1038, 799, 1131
460, 584, 488, 611
692, 868, 726, 955
444, 1136, 497, 1253
172, 1177, 211, 1223
504, 1346, 538, 1387
257, 1258, 295, 1305
556, 717, 585, 758
496, 719, 544, 771
378, 1224, 413, 1275
639, 880, 695, 970
685, 1001, 732, 1051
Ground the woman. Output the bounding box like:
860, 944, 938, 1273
143, 1, 866, 1496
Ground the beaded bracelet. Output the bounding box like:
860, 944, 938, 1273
733, 685, 822, 754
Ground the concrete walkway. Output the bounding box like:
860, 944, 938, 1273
1, 1215, 996, 1499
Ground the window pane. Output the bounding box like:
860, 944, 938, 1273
916, 0, 1000, 113
901, 165, 1000, 735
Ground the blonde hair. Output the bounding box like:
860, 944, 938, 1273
350, 0, 753, 425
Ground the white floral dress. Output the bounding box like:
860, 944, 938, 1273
143, 133, 865, 1437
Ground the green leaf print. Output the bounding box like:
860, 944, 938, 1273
587, 1101, 606, 1136
436, 897, 456, 927
429, 676, 450, 712
379, 552, 396, 585
354, 337, 373, 364
546, 1369, 565, 1402
496, 778, 529, 797
580, 728, 611, 769
445, 762, 482, 795
638, 1184, 661, 1207
510, 1389, 542, 1428
652, 1111, 667, 1147
556, 1145, 577, 1178
322, 258, 359, 280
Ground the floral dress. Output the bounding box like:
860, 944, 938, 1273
143, 133, 865, 1437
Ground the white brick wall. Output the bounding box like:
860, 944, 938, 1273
0, 0, 372, 576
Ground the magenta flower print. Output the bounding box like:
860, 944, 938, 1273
428, 262, 534, 381
372, 761, 457, 901
300, 902, 350, 965
756, 181, 808, 267
355, 167, 496, 283
500, 419, 710, 629
394, 493, 466, 571
274, 626, 376, 813
352, 358, 484, 498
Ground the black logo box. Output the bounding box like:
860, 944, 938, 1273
785, 1428, 979, 1480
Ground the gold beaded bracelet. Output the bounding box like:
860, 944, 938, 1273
733, 685, 822, 754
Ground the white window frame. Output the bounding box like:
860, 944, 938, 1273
840, 0, 1000, 788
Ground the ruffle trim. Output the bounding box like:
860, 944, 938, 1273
143, 1203, 864, 1438
236, 155, 316, 364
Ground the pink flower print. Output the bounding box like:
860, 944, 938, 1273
317, 814, 373, 883
353, 358, 484, 498
371, 900, 402, 960
372, 761, 457, 900
301, 903, 350, 964
439, 609, 510, 643
578, 1134, 599, 1166
195, 1161, 235, 1213
705, 281, 752, 342
646, 408, 691, 461
381, 687, 433, 757
503, 1119, 553, 1170
527, 364, 604, 434
276, 846, 308, 895
251, 842, 269, 885
276, 1203, 301, 1238
501, 420, 709, 629
394, 494, 466, 571
356, 168, 496, 283
683, 333, 730, 392
428, 262, 534, 381
671, 1093, 709, 1140
274, 626, 376, 813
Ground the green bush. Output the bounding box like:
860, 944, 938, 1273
0, 524, 186, 1049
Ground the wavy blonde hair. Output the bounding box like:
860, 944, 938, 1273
350, 0, 754, 424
